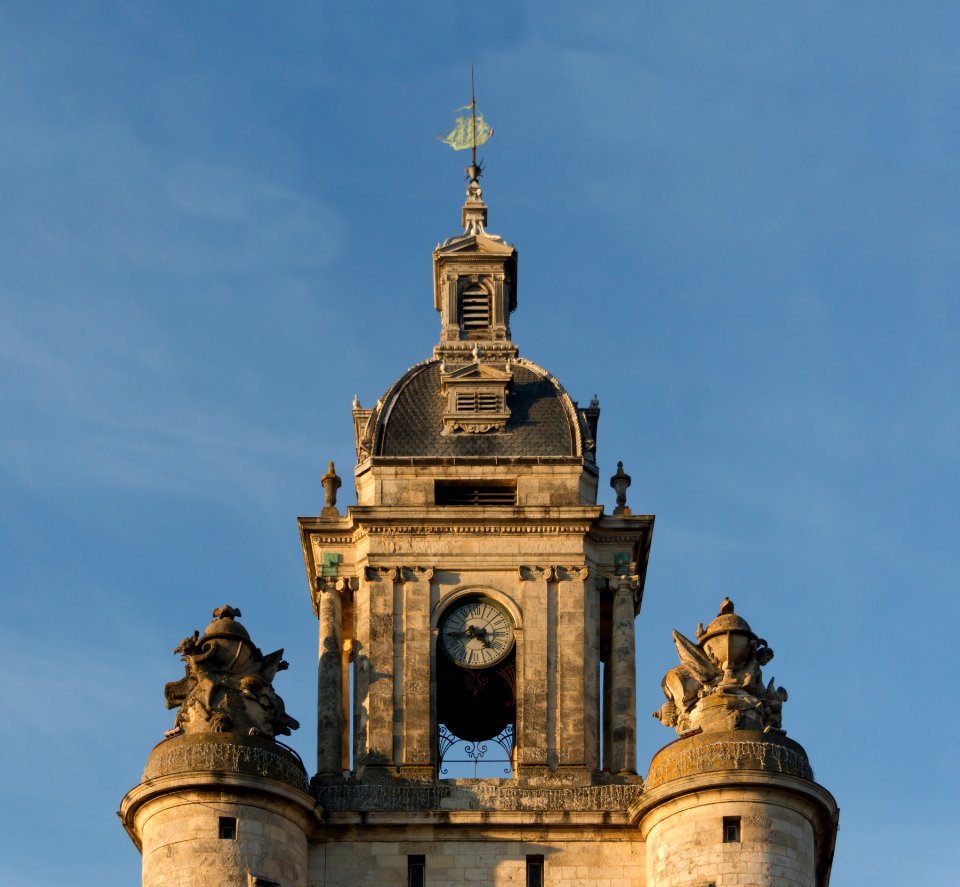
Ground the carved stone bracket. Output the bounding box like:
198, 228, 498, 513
518, 565, 554, 582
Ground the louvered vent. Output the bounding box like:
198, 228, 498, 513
455, 391, 501, 412
435, 482, 516, 506
459, 284, 490, 331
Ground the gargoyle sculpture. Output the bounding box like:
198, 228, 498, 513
653, 598, 788, 735
163, 605, 300, 739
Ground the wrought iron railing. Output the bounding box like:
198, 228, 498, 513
437, 723, 515, 778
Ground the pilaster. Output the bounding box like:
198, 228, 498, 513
401, 565, 435, 780
517, 565, 553, 775
556, 565, 593, 780
356, 566, 399, 779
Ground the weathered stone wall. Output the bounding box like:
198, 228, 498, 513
642, 788, 816, 887
308, 832, 647, 887
139, 790, 309, 887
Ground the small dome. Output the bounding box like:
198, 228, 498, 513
201, 606, 251, 642
699, 598, 756, 644
366, 358, 587, 459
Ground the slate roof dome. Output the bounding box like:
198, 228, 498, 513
364, 357, 589, 459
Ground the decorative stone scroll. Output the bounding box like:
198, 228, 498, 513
163, 606, 299, 740
653, 598, 788, 736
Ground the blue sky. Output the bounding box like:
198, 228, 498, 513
1, 2, 957, 885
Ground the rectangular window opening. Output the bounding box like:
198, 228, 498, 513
435, 482, 516, 506
723, 816, 741, 843
252, 879, 280, 887
218, 816, 237, 840
526, 854, 544, 887
408, 854, 426, 887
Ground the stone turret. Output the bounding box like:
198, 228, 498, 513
637, 600, 839, 887
119, 607, 317, 887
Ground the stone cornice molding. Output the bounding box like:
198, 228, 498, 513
363, 524, 594, 536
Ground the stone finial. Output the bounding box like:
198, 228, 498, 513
652, 599, 788, 736
462, 178, 488, 236
320, 461, 341, 517
163, 606, 299, 740
610, 461, 632, 515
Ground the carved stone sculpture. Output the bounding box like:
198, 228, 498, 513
653, 598, 788, 735
163, 605, 300, 739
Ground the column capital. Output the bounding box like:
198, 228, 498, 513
556, 565, 589, 582
312, 576, 354, 616
364, 565, 400, 582
518, 565, 554, 582
613, 574, 643, 612
402, 566, 435, 584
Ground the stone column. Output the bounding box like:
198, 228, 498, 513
402, 566, 434, 778
518, 566, 552, 773
556, 565, 592, 778
609, 574, 639, 775
602, 648, 613, 771
316, 577, 344, 778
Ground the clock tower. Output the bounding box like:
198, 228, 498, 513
299, 174, 654, 794
121, 163, 838, 887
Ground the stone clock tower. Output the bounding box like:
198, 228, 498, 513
300, 176, 653, 796
120, 170, 838, 887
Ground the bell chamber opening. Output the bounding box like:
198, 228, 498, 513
436, 594, 517, 778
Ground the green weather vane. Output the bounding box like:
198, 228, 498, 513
438, 65, 494, 182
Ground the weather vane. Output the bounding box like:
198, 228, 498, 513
438, 65, 494, 183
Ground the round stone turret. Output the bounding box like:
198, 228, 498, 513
642, 600, 839, 887
119, 607, 318, 887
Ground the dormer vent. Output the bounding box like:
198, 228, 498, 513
440, 362, 512, 435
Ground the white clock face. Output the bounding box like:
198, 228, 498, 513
439, 597, 514, 668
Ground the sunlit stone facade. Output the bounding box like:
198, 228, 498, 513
120, 176, 838, 887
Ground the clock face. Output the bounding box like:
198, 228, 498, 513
439, 597, 514, 669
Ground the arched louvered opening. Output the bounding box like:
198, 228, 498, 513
459, 282, 490, 335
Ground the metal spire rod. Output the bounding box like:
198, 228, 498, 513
471, 64, 477, 171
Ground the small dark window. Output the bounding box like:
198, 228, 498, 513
723, 816, 741, 843
218, 816, 237, 840
408, 854, 426, 887
526, 854, 544, 887
252, 879, 280, 887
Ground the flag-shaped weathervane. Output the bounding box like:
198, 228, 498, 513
438, 66, 492, 180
